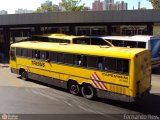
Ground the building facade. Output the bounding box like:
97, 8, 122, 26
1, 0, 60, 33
0, 10, 159, 57
117, 1, 128, 10
0, 10, 8, 15
102, 0, 127, 10
103, 0, 114, 10
92, 0, 103, 11
15, 9, 33, 14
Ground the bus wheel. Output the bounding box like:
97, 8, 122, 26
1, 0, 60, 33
21, 70, 28, 80
68, 81, 80, 95
81, 84, 95, 99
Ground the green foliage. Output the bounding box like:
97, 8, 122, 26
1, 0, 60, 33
35, 4, 61, 13
148, 0, 160, 9
59, 0, 85, 11
34, 0, 85, 13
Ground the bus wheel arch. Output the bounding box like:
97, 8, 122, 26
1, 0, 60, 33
81, 83, 96, 100
19, 68, 28, 80
67, 80, 80, 95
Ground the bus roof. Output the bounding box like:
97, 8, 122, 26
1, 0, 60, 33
101, 35, 156, 42
33, 34, 87, 41
11, 41, 148, 59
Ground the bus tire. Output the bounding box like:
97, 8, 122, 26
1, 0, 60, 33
81, 84, 95, 100
20, 70, 28, 81
68, 81, 80, 95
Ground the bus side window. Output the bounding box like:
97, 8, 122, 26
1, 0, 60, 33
10, 48, 16, 61
122, 59, 129, 73
50, 52, 58, 62
27, 49, 32, 58
21, 48, 28, 57
87, 56, 98, 69
73, 38, 90, 45
16, 48, 21, 56
74, 55, 82, 66
124, 41, 138, 48
64, 53, 74, 65
116, 58, 129, 74
112, 40, 123, 46
98, 57, 104, 70
74, 55, 87, 67
138, 42, 146, 48
104, 57, 117, 71
40, 51, 46, 60
82, 55, 87, 67
33, 50, 40, 59
57, 53, 64, 63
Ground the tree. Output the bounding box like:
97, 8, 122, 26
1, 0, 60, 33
52, 4, 61, 11
148, 0, 160, 9
35, 4, 61, 13
59, 0, 85, 11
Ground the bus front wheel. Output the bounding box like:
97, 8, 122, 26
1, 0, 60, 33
20, 70, 28, 80
68, 81, 80, 95
81, 84, 95, 99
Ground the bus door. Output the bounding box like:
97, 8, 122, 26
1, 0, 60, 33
150, 38, 160, 68
10, 47, 17, 69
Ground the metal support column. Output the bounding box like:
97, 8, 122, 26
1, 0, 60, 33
69, 25, 75, 35
147, 23, 153, 35
3, 27, 10, 58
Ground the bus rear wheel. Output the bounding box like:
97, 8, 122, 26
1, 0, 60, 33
68, 81, 80, 95
20, 70, 28, 80
81, 84, 95, 99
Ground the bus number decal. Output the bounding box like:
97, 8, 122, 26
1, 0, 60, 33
32, 61, 45, 67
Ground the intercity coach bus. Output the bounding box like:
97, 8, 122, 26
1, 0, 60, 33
101, 35, 160, 69
10, 41, 151, 102
30, 34, 113, 46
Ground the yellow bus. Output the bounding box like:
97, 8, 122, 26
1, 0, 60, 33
10, 41, 151, 102
30, 34, 113, 46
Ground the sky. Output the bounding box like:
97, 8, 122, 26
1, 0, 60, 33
0, 0, 153, 14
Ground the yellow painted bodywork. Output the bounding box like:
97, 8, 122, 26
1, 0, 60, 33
10, 41, 151, 97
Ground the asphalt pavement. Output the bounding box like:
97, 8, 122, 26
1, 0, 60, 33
0, 63, 160, 120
